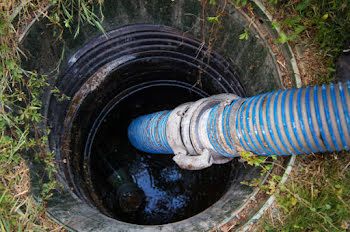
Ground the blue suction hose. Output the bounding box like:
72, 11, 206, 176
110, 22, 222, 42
128, 82, 350, 169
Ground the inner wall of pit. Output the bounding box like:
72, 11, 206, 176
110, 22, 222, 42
21, 1, 298, 231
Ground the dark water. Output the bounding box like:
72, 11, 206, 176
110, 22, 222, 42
89, 84, 233, 225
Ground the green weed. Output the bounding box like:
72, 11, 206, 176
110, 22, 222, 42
239, 29, 250, 40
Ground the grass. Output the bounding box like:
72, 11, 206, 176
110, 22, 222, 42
0, 0, 349, 231
255, 152, 350, 232
266, 0, 350, 84
0, 1, 54, 230
0, 0, 104, 231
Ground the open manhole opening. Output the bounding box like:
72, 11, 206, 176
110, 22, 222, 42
20, 1, 299, 230
85, 79, 234, 225
65, 24, 254, 225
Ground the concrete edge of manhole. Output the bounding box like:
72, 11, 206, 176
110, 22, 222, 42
17, 1, 301, 231
253, 0, 302, 89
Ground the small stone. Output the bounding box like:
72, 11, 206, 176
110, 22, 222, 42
335, 43, 350, 81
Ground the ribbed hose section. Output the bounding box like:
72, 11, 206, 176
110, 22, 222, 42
128, 110, 173, 154
210, 81, 350, 156
128, 81, 350, 157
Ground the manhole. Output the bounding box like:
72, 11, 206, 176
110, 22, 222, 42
21, 1, 300, 231
61, 24, 258, 227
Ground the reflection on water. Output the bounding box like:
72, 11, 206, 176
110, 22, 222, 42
92, 151, 232, 225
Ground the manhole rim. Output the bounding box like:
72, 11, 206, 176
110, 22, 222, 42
18, 1, 301, 231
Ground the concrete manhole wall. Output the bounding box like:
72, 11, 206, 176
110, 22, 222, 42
21, 0, 300, 231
